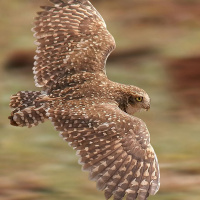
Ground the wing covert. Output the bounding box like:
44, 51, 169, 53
47, 100, 160, 200
32, 0, 116, 90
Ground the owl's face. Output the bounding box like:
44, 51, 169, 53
126, 90, 150, 115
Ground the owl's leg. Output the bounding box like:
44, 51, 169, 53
8, 91, 47, 127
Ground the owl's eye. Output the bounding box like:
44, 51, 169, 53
135, 97, 143, 102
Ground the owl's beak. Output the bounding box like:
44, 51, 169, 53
145, 104, 150, 111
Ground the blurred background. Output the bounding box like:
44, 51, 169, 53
1, 0, 200, 199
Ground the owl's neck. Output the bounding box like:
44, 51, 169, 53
110, 83, 132, 112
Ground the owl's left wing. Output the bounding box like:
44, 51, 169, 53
47, 101, 160, 200
32, 0, 115, 90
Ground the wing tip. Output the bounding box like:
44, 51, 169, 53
149, 180, 160, 195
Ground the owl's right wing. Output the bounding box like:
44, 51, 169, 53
32, 0, 116, 90
47, 101, 160, 200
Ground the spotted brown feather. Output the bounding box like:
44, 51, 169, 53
32, 0, 115, 91
9, 0, 160, 199
47, 101, 159, 199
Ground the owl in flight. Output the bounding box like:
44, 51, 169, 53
9, 0, 160, 199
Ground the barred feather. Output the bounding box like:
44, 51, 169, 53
9, 91, 42, 109
32, 0, 115, 91
9, 91, 47, 127
47, 102, 160, 200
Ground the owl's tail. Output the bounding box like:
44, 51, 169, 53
8, 91, 47, 128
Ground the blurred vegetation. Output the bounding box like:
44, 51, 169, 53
1, 0, 200, 200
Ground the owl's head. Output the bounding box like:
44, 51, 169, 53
126, 86, 150, 115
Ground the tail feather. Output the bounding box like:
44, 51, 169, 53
9, 91, 42, 109
9, 91, 47, 127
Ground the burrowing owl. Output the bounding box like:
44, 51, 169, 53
9, 0, 160, 199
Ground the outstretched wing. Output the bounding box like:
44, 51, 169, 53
47, 100, 160, 200
32, 0, 116, 90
